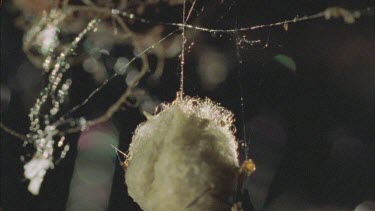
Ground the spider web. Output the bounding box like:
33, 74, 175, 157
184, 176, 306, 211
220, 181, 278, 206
2, 0, 373, 168
53, 4, 372, 132
1, 0, 374, 202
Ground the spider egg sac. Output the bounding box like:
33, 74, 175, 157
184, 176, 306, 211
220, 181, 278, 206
125, 95, 239, 211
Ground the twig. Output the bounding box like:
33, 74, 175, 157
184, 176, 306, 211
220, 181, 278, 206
58, 29, 178, 136
0, 122, 28, 141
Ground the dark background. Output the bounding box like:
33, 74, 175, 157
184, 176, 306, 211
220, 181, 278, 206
1, 0, 374, 210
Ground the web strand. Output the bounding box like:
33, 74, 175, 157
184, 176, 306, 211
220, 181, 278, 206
109, 7, 374, 34
234, 21, 249, 160
179, 0, 186, 98
179, 0, 197, 99
56, 30, 179, 132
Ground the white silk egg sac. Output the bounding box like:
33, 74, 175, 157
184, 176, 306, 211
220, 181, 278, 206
125, 95, 239, 211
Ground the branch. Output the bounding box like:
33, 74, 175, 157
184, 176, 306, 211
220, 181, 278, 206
0, 122, 28, 142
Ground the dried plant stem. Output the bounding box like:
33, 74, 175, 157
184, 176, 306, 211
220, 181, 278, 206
59, 29, 178, 136
0, 122, 28, 141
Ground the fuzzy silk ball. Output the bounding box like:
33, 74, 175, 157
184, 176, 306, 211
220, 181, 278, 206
125, 96, 239, 211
